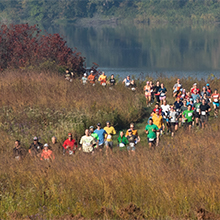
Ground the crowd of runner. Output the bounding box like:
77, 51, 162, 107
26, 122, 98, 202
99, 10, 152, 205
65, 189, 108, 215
13, 71, 220, 160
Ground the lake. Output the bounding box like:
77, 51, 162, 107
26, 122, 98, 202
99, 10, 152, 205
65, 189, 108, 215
46, 23, 220, 79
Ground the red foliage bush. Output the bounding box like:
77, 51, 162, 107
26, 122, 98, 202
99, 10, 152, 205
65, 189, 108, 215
0, 23, 85, 74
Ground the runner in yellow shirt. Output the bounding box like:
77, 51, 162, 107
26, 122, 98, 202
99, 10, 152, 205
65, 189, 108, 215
104, 121, 116, 155
98, 72, 107, 86
152, 109, 163, 146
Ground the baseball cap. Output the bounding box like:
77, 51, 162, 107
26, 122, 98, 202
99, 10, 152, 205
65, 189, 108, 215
207, 83, 210, 86
68, 132, 72, 136
33, 136, 38, 141
193, 83, 197, 86
97, 122, 101, 126
128, 129, 132, 132
156, 109, 159, 112
89, 126, 94, 129
84, 73, 87, 76
44, 143, 49, 147
90, 70, 94, 73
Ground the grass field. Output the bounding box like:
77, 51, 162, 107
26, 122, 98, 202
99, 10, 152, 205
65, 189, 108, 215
1, 70, 220, 219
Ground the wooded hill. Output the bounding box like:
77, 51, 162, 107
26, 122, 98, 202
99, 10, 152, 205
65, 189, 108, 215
1, 0, 220, 25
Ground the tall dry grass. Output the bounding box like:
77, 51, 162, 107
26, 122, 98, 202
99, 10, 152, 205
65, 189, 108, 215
1, 70, 220, 219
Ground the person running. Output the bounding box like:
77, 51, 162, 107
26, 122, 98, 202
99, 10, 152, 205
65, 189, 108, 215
81, 73, 88, 85
173, 78, 182, 91
87, 70, 95, 85
130, 79, 136, 91
158, 83, 167, 105
50, 136, 63, 154
154, 81, 161, 103
79, 129, 96, 154
143, 81, 152, 105
62, 133, 78, 155
98, 71, 107, 86
180, 99, 188, 127
199, 99, 211, 129
29, 136, 43, 157
182, 105, 194, 131
174, 97, 183, 118
169, 106, 178, 136
94, 122, 107, 152
206, 83, 212, 94
89, 126, 99, 150
161, 99, 170, 133
152, 109, 163, 145
194, 98, 201, 127
125, 123, 139, 140
126, 129, 140, 155
117, 131, 129, 151
122, 75, 131, 88
211, 89, 220, 117
201, 86, 210, 98
109, 74, 116, 87
153, 103, 162, 114
145, 118, 159, 149
104, 121, 116, 155
40, 143, 55, 161
191, 83, 200, 102
13, 140, 26, 160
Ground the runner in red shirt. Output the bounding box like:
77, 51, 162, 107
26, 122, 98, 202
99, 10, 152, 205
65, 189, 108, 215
211, 89, 220, 117
63, 133, 78, 155
153, 103, 162, 114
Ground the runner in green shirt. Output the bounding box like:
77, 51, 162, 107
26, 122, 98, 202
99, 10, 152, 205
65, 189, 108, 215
182, 104, 194, 131
117, 131, 129, 151
145, 118, 159, 149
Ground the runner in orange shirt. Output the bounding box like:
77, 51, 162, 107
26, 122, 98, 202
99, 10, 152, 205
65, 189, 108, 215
40, 143, 55, 161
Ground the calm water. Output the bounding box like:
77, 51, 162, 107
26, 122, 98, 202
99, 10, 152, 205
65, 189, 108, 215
46, 24, 220, 79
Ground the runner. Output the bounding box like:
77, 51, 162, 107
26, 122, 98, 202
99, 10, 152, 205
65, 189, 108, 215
190, 83, 200, 102
158, 83, 167, 105
153, 103, 162, 114
169, 106, 178, 136
154, 81, 161, 103
201, 86, 210, 98
211, 89, 220, 117
81, 73, 87, 85
194, 98, 201, 127
126, 129, 140, 155
79, 129, 96, 154
98, 71, 107, 86
182, 105, 194, 131
62, 133, 77, 155
29, 136, 43, 157
94, 122, 107, 152
87, 70, 95, 85
174, 97, 183, 117
109, 74, 116, 87
143, 81, 152, 105
180, 99, 188, 127
104, 121, 116, 155
145, 118, 159, 149
13, 140, 26, 160
122, 75, 131, 88
125, 123, 139, 139
130, 79, 136, 91
161, 99, 170, 133
50, 136, 63, 154
152, 109, 163, 145
117, 131, 129, 151
89, 126, 99, 150
206, 83, 212, 94
199, 99, 211, 129
40, 143, 55, 161
173, 78, 182, 91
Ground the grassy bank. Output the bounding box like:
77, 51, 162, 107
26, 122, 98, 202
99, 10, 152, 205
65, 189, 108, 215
1, 70, 220, 219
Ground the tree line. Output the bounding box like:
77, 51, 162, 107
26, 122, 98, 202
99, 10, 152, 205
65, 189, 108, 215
0, 0, 220, 24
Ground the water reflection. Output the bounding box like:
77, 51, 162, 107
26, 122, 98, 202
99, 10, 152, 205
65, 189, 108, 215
45, 24, 220, 78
